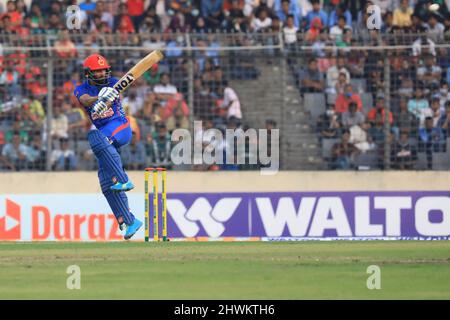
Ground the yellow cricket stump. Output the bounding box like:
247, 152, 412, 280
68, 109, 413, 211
144, 167, 168, 242
144, 170, 150, 242
153, 169, 159, 241
162, 169, 167, 241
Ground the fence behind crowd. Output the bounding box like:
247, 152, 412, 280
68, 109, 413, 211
1, 32, 450, 171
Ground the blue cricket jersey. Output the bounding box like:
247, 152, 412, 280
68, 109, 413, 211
74, 77, 131, 147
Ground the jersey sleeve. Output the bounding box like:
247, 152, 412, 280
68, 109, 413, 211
73, 85, 86, 103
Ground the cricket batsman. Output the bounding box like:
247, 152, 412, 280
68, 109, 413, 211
74, 53, 143, 240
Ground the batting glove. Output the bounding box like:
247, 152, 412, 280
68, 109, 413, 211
92, 100, 109, 116
98, 87, 119, 103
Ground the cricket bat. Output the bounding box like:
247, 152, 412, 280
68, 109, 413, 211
113, 50, 164, 93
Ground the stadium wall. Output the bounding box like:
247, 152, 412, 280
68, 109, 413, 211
2, 171, 450, 193
1, 172, 450, 241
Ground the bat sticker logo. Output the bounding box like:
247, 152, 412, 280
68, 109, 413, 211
115, 74, 135, 92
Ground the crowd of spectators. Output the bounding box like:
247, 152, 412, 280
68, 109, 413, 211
0, 0, 450, 171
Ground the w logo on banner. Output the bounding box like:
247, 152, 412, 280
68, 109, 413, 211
168, 198, 241, 237
0, 199, 21, 240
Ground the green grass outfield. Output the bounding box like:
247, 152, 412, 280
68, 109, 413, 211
0, 241, 449, 299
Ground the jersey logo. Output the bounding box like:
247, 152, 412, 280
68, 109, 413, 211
91, 108, 114, 120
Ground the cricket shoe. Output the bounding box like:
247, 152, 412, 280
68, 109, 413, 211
110, 180, 135, 192
124, 218, 143, 240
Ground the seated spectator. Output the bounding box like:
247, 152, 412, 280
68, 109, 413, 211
328, 4, 352, 28
0, 63, 21, 97
393, 98, 419, 138
51, 138, 77, 171
27, 133, 46, 171
149, 122, 172, 168
54, 29, 77, 59
61, 101, 87, 135
419, 95, 444, 128
1, 132, 29, 171
277, 0, 300, 29
121, 132, 146, 170
390, 130, 417, 170
202, 0, 224, 30
398, 78, 414, 99
329, 15, 351, 42
163, 93, 190, 131
114, 3, 135, 33
297, 57, 325, 94
316, 105, 341, 139
439, 82, 450, 108
412, 35, 436, 57
367, 96, 394, 126
122, 89, 145, 116
334, 72, 349, 95
447, 66, 450, 87
408, 87, 429, 119
437, 101, 450, 137
393, 0, 413, 28
425, 13, 445, 43
2, 0, 22, 31
283, 15, 298, 45
342, 102, 365, 128
419, 116, 445, 155
334, 84, 363, 113
22, 96, 45, 130
417, 54, 442, 88
326, 56, 350, 94
304, 17, 324, 42
251, 8, 272, 32
49, 105, 69, 140
144, 64, 162, 86
331, 129, 358, 170
305, 0, 328, 30
5, 119, 29, 145
224, 0, 247, 32
93, 0, 114, 30
216, 81, 242, 123
153, 73, 178, 106
349, 121, 375, 153
63, 72, 82, 96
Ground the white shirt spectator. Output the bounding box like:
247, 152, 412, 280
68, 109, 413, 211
329, 25, 352, 41
426, 22, 445, 43
50, 149, 76, 165
326, 66, 350, 93
154, 83, 177, 95
412, 38, 436, 56
283, 26, 298, 44
122, 96, 145, 116
50, 114, 69, 139
251, 16, 272, 32
222, 87, 242, 119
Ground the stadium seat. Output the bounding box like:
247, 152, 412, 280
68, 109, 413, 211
322, 138, 339, 159
361, 93, 373, 114
350, 79, 367, 92
354, 152, 378, 169
416, 152, 430, 170
304, 93, 326, 123
326, 93, 337, 105
432, 153, 450, 170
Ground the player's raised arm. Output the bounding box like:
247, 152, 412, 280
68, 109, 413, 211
78, 93, 98, 107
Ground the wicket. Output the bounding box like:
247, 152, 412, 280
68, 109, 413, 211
144, 167, 168, 242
